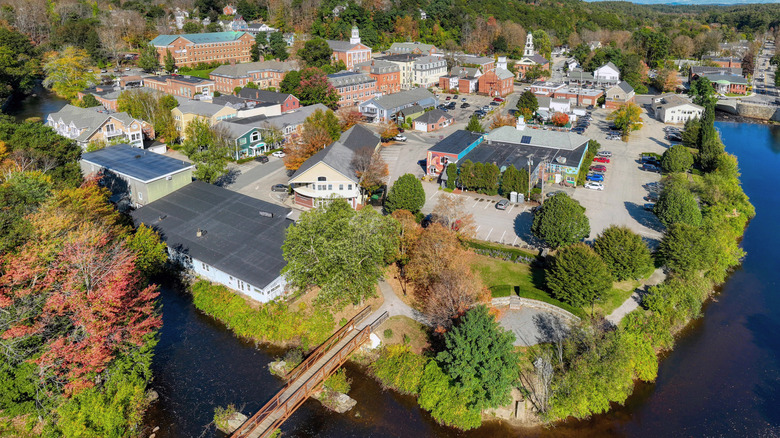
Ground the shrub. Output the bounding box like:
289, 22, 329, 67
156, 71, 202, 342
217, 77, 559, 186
323, 368, 351, 394
593, 226, 654, 281
661, 145, 694, 173
371, 345, 428, 395
532, 193, 590, 248
546, 243, 612, 313
385, 174, 426, 214
383, 328, 394, 339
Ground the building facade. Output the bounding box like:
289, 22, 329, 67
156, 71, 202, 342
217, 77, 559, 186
387, 42, 437, 56
413, 109, 453, 132
47, 105, 144, 149
209, 60, 298, 93
238, 88, 300, 112
652, 94, 704, 124
605, 81, 636, 109
143, 75, 215, 99
358, 88, 437, 122
413, 56, 448, 88
354, 60, 401, 95
327, 26, 372, 70
149, 32, 254, 67
172, 101, 238, 138
327, 71, 379, 107
425, 130, 485, 176
478, 68, 514, 97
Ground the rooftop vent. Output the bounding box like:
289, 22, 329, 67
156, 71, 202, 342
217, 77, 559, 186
258, 211, 274, 218
196, 228, 206, 238
556, 156, 567, 164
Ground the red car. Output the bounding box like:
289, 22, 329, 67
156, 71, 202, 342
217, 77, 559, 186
593, 156, 610, 163
445, 96, 451, 100
493, 97, 504, 102
590, 165, 607, 172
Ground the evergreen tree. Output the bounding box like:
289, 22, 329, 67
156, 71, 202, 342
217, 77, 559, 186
661, 145, 694, 173
483, 163, 500, 195
269, 32, 289, 61
385, 174, 426, 214
681, 117, 700, 149
654, 180, 702, 227
593, 226, 654, 281
499, 165, 522, 197
446, 163, 457, 190
546, 243, 612, 314
164, 49, 176, 73
466, 116, 483, 133
531, 192, 590, 248
137, 45, 160, 72
459, 160, 474, 190
516, 90, 539, 114
472, 162, 485, 192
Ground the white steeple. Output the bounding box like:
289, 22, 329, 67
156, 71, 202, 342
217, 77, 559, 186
524, 33, 534, 57
350, 25, 361, 45
497, 56, 507, 70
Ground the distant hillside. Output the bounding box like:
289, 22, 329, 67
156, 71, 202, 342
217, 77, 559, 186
585, 0, 778, 4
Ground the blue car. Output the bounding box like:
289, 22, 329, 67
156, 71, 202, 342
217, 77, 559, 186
586, 173, 604, 182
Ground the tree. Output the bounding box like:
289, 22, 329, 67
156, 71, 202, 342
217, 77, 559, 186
125, 224, 168, 279
499, 165, 522, 197
380, 122, 399, 141
164, 49, 176, 73
338, 109, 363, 131
531, 192, 590, 248
671, 35, 695, 59
741, 51, 755, 78
654, 180, 701, 227
279, 70, 301, 94
432, 193, 476, 237
606, 102, 643, 141
351, 147, 388, 194
268, 31, 289, 61
445, 163, 457, 190
385, 173, 426, 214
250, 32, 265, 62
490, 114, 516, 129
681, 117, 700, 149
42, 46, 96, 101
524, 64, 550, 82
546, 243, 612, 314
689, 76, 716, 107
661, 144, 694, 173
696, 103, 723, 172
304, 108, 340, 143
532, 30, 552, 59
466, 116, 483, 133
516, 90, 539, 114
0, 27, 41, 99
78, 94, 100, 108
137, 44, 160, 72
551, 112, 569, 127
296, 67, 340, 109
592, 226, 654, 281
658, 222, 714, 273
117, 89, 177, 142
282, 199, 399, 307
436, 305, 518, 410
284, 123, 331, 170
181, 118, 232, 183
297, 37, 333, 69
653, 68, 680, 92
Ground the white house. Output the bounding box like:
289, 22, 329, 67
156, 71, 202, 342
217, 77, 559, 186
652, 93, 704, 124
566, 57, 580, 71
47, 104, 144, 149
538, 96, 572, 114
130, 181, 292, 303
594, 62, 620, 84
413, 56, 448, 88
413, 109, 453, 132
359, 88, 437, 122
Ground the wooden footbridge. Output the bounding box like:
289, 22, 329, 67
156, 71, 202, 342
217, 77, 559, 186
230, 306, 389, 438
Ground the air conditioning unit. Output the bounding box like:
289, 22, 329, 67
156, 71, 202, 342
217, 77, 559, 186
166, 175, 173, 180
556, 156, 567, 164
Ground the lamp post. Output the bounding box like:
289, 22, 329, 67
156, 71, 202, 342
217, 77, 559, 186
527, 156, 533, 203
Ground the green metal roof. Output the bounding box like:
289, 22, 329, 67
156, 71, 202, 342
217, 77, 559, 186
150, 32, 248, 47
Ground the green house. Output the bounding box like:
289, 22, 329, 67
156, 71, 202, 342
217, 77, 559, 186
216, 121, 270, 160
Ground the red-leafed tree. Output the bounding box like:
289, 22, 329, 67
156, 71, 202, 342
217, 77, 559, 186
551, 112, 569, 127
296, 67, 340, 110
0, 178, 161, 395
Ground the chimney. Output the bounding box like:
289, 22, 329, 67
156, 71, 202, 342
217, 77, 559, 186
516, 116, 526, 131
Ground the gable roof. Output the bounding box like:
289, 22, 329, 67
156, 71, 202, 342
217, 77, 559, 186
238, 88, 295, 104
327, 40, 363, 52
596, 62, 620, 74
388, 42, 436, 54
210, 60, 299, 78
614, 81, 634, 93
232, 103, 329, 131
493, 68, 514, 80
354, 59, 400, 74
701, 72, 747, 85
690, 66, 742, 76
175, 100, 231, 117
81, 144, 193, 182
521, 54, 549, 65
327, 71, 376, 87
130, 181, 291, 290
290, 125, 379, 182
414, 109, 453, 124
150, 31, 249, 47
48, 105, 138, 142
214, 120, 256, 139
655, 94, 703, 110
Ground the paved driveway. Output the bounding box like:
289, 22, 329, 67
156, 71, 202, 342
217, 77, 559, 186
498, 308, 571, 347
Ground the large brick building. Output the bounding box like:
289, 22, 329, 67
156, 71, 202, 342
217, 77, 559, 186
354, 60, 401, 95
478, 68, 514, 97
327, 71, 378, 107
143, 75, 215, 99
149, 32, 254, 67
327, 26, 372, 70
238, 89, 300, 113
209, 60, 299, 94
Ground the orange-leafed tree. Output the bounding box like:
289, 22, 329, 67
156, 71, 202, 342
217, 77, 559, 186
338, 109, 364, 132
551, 112, 569, 127
352, 147, 389, 194
380, 122, 399, 141
490, 113, 517, 130
283, 124, 332, 170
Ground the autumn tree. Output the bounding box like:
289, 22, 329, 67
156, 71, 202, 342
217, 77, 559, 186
551, 112, 569, 127
352, 147, 389, 194
43, 46, 97, 101
284, 109, 340, 170
380, 122, 400, 140
432, 193, 476, 237
653, 68, 680, 92
490, 113, 517, 129
338, 108, 364, 131
606, 102, 643, 141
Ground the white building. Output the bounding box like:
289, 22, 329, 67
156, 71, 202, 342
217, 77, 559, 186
652, 93, 704, 124
413, 56, 448, 88
594, 62, 620, 84
47, 104, 144, 149
131, 181, 292, 303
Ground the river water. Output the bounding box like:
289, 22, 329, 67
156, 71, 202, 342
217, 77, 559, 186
7, 93, 780, 437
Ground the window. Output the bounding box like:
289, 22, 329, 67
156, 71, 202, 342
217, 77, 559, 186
339, 184, 344, 190
251, 131, 260, 142
317, 176, 326, 181
105, 123, 115, 132
328, 184, 332, 190
348, 184, 352, 190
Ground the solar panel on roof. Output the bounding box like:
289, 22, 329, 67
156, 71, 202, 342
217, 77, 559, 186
521, 135, 532, 144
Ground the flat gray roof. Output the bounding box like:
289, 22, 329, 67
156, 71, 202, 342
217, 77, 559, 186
81, 144, 193, 183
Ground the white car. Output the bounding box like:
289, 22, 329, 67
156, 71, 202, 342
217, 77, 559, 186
271, 150, 286, 158
585, 182, 604, 190
394, 135, 407, 142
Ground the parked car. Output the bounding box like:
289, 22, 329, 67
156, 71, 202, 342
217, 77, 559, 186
644, 203, 656, 211
254, 155, 269, 163
546, 190, 565, 198
493, 97, 504, 102
461, 103, 470, 108
584, 182, 604, 190
597, 151, 612, 157
461, 98, 467, 102
590, 165, 607, 172
394, 135, 407, 142
642, 163, 661, 173
481, 105, 491, 112
586, 173, 604, 182
496, 199, 509, 210
489, 101, 500, 106
445, 96, 451, 100
272, 150, 286, 158
271, 184, 288, 192
593, 156, 610, 163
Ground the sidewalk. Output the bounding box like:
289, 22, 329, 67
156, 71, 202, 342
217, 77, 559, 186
606, 268, 667, 326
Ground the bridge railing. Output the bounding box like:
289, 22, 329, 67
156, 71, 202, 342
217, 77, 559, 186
284, 305, 372, 383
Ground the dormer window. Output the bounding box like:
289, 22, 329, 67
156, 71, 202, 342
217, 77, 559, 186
317, 176, 326, 181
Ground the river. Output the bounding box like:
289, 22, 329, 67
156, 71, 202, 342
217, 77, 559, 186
6, 93, 780, 437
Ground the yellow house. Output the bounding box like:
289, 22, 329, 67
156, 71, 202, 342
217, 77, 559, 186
172, 101, 238, 139
288, 125, 380, 209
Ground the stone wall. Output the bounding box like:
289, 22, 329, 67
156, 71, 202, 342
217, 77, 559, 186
736, 101, 780, 122
492, 296, 580, 322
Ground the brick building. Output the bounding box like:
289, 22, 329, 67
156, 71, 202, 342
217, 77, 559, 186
149, 32, 254, 67
143, 75, 215, 99
327, 71, 378, 107
209, 60, 299, 94
478, 68, 514, 97
327, 26, 372, 70
354, 60, 401, 95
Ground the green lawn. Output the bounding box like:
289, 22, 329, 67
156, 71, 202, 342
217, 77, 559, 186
183, 68, 216, 79
593, 280, 639, 316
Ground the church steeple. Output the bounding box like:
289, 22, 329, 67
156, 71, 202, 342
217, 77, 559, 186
524, 33, 534, 57
350, 25, 361, 45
